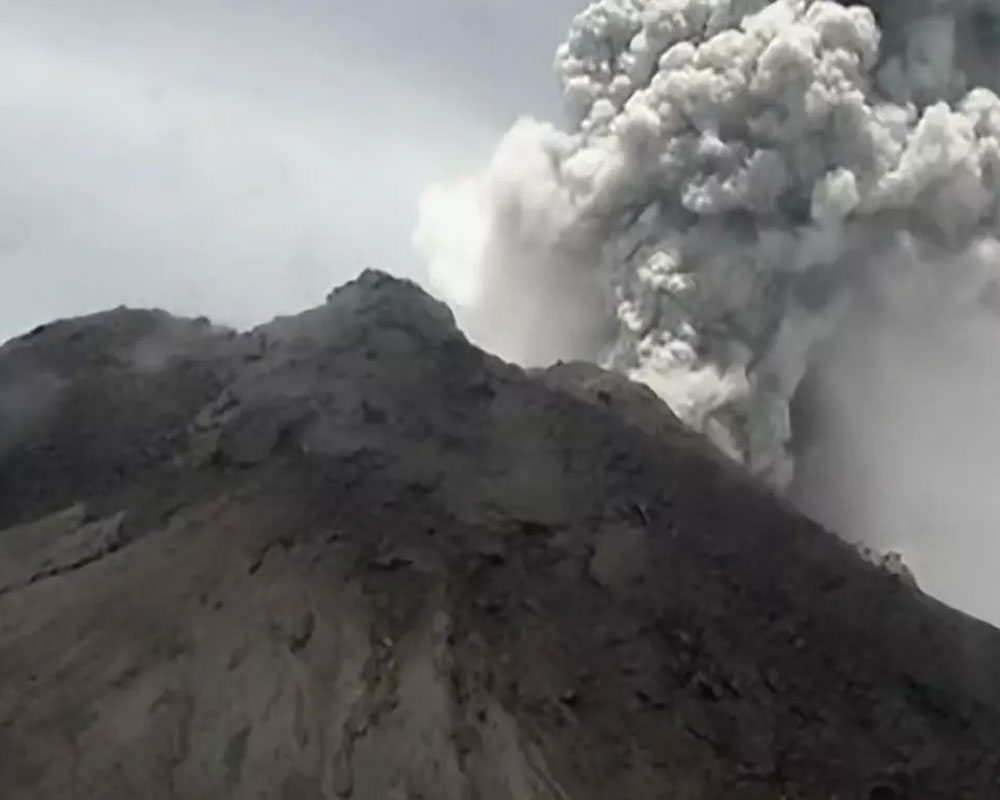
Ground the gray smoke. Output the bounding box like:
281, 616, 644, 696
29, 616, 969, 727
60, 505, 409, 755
415, 0, 1000, 622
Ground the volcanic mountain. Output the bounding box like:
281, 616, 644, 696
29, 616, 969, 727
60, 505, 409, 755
0, 270, 998, 799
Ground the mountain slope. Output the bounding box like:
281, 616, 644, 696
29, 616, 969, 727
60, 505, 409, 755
0, 270, 998, 799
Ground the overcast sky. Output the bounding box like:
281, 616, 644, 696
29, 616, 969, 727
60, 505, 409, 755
0, 0, 584, 341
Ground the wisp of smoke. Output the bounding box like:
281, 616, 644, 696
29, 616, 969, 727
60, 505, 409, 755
415, 0, 1000, 621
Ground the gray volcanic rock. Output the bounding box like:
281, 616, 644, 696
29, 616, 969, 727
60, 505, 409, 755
1, 269, 999, 799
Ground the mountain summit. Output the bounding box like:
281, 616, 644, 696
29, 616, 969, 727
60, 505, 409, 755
1, 270, 998, 799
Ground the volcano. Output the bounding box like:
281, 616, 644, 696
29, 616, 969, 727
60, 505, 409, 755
0, 270, 998, 799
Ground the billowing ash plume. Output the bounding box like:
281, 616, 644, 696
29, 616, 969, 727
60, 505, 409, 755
416, 0, 1000, 496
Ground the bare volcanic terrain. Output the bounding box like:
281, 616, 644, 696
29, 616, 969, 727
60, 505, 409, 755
1, 270, 999, 799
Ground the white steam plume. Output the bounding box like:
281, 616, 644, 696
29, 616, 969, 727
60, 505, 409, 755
415, 0, 1000, 620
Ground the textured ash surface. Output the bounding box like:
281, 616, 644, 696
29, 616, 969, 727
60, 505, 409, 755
0, 270, 999, 799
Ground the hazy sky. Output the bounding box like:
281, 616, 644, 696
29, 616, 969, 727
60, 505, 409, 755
0, 0, 584, 341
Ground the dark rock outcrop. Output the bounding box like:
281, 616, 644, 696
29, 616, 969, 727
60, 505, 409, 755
1, 269, 998, 798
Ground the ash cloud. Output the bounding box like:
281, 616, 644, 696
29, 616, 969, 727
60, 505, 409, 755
416, 0, 1000, 621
